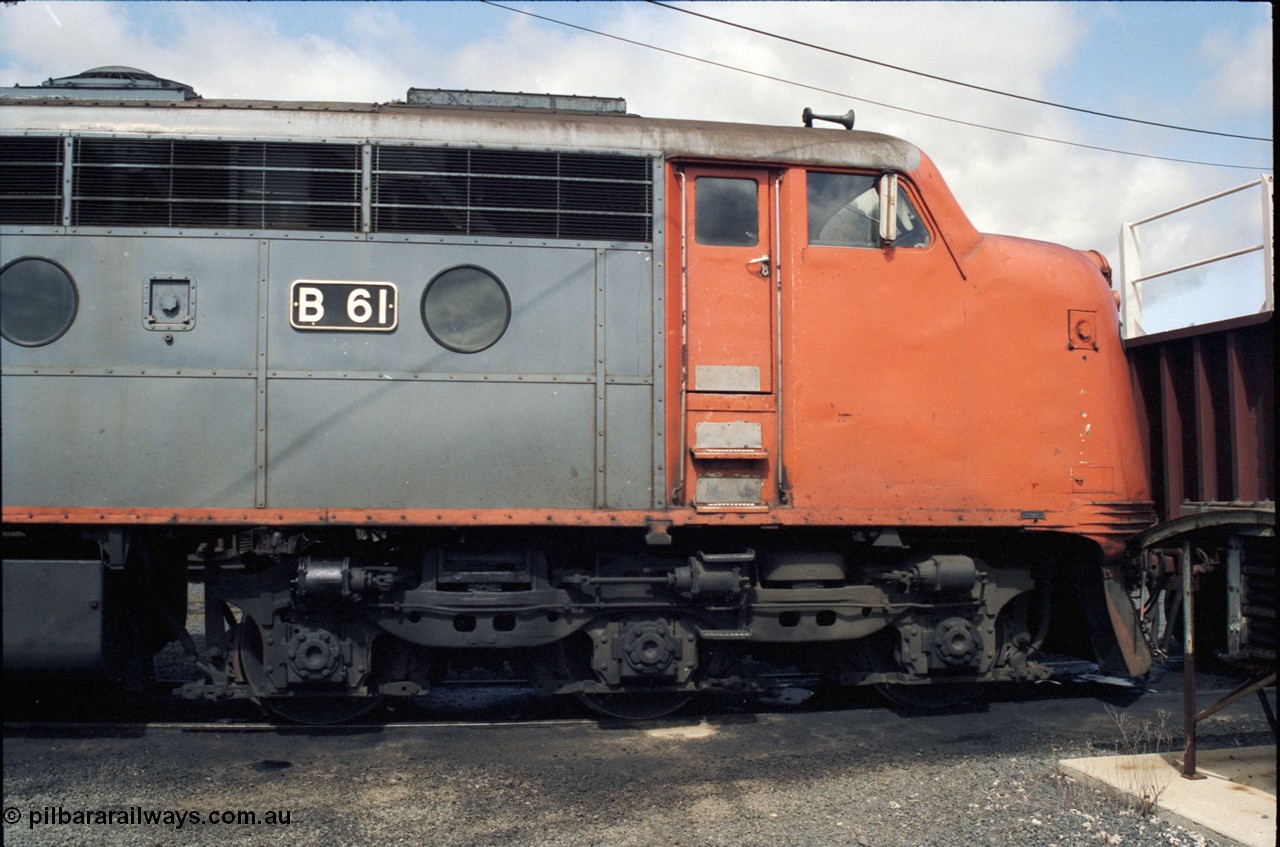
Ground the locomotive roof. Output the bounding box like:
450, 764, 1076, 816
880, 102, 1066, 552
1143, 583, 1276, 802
0, 96, 922, 172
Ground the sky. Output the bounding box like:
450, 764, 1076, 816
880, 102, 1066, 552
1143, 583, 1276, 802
0, 0, 1272, 334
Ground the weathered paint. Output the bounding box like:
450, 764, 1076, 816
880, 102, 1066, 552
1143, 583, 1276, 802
657, 151, 1151, 558
3, 96, 1153, 560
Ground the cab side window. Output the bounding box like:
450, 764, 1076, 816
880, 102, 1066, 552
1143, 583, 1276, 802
807, 171, 930, 249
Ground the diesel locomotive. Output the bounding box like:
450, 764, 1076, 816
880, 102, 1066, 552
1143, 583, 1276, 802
1, 69, 1156, 721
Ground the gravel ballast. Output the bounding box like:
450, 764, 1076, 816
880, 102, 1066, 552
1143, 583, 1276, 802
4, 678, 1272, 847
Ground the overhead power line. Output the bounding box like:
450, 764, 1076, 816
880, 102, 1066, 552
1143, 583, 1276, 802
650, 0, 1273, 143
481, 1, 1273, 172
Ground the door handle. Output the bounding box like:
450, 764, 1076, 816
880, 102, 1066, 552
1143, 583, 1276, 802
745, 255, 771, 278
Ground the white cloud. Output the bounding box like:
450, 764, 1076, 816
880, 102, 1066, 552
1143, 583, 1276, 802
0, 2, 153, 83
0, 0, 1262, 274
142, 4, 404, 102
0, 2, 406, 102
1197, 24, 1273, 118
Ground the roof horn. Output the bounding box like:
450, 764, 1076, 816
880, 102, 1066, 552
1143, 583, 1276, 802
802, 107, 855, 130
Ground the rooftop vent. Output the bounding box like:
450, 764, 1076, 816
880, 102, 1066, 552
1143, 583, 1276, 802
406, 88, 626, 115
0, 67, 198, 101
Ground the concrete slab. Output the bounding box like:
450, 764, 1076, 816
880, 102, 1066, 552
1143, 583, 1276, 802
1060, 746, 1277, 847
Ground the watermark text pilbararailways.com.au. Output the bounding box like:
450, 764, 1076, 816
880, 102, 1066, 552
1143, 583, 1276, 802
5, 805, 292, 830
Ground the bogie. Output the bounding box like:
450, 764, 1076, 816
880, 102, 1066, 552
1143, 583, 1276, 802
137, 526, 1049, 721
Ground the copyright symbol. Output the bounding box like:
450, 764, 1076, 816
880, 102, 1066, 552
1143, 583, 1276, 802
3, 808, 21, 825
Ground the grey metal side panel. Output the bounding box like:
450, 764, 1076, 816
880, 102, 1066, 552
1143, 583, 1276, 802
263, 239, 603, 510
602, 248, 656, 509
605, 384, 653, 509
3, 231, 660, 515
603, 250, 653, 379
2, 559, 103, 669
2, 233, 260, 509
1, 375, 258, 507
265, 380, 596, 508
0, 234, 259, 371
266, 240, 596, 376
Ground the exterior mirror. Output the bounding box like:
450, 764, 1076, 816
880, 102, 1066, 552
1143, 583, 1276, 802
879, 173, 898, 244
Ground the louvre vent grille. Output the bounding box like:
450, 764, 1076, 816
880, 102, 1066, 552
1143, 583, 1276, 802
2, 136, 653, 242
373, 147, 652, 242
72, 139, 361, 231
0, 137, 64, 225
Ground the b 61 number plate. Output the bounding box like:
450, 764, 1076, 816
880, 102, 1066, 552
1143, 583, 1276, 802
290, 280, 398, 332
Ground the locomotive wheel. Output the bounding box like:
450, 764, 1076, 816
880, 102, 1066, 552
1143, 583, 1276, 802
555, 631, 696, 720
846, 630, 981, 711
230, 615, 382, 725
256, 694, 383, 726
577, 691, 694, 720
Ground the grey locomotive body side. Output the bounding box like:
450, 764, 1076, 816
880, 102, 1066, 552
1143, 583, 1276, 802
2, 233, 660, 512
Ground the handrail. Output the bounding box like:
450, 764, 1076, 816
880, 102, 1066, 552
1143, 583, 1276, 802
1120, 174, 1273, 339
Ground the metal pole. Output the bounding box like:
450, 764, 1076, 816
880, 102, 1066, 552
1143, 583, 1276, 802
1261, 174, 1274, 313
1119, 220, 1142, 339
1180, 540, 1206, 779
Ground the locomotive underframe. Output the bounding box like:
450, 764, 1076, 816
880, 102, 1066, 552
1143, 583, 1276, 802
5, 524, 1072, 716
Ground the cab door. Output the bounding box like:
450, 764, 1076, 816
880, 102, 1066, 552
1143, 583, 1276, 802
679, 167, 779, 511
782, 168, 968, 511
684, 168, 775, 393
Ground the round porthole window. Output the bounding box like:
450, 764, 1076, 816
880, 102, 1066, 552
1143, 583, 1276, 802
0, 257, 79, 347
421, 266, 511, 354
